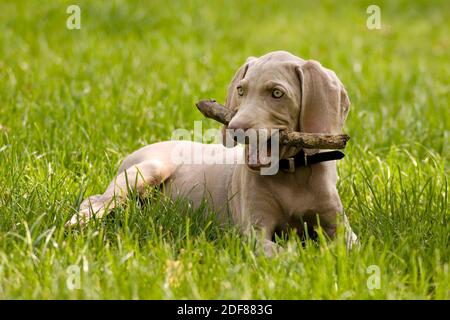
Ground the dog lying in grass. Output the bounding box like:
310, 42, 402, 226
66, 51, 358, 255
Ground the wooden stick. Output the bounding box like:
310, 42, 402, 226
279, 131, 350, 149
196, 99, 236, 125
196, 99, 350, 149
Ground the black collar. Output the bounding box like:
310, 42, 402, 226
279, 150, 345, 172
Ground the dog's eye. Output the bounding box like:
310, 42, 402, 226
237, 86, 244, 96
272, 89, 284, 98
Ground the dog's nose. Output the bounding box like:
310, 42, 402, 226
227, 119, 251, 131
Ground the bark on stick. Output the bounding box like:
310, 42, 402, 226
196, 99, 350, 149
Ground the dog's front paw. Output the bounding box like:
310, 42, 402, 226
345, 231, 360, 250
261, 239, 283, 258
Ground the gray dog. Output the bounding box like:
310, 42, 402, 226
66, 51, 358, 255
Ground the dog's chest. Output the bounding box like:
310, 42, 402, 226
268, 167, 341, 219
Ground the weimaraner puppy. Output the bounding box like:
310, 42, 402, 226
66, 51, 358, 254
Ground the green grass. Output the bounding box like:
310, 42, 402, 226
0, 0, 448, 299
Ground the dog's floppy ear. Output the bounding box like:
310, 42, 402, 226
296, 60, 350, 138
222, 56, 256, 147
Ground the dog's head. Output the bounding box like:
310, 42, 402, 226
222, 51, 350, 169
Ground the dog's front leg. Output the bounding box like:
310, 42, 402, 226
251, 227, 280, 258
238, 209, 282, 257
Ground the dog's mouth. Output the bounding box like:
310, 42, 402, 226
232, 128, 295, 171
244, 137, 275, 170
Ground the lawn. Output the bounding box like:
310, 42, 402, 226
0, 0, 448, 299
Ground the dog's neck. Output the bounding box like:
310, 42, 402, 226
277, 149, 345, 174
